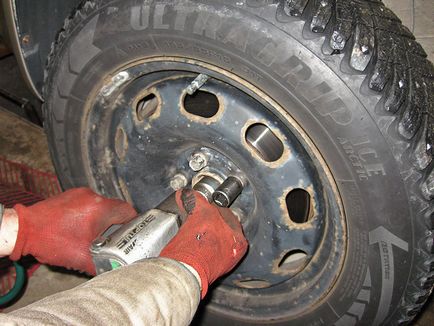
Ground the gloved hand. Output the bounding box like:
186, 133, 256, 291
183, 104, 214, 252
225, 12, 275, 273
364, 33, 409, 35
10, 188, 137, 275
160, 189, 248, 298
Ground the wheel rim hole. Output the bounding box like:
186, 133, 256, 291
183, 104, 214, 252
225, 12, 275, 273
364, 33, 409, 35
286, 188, 311, 223
114, 127, 127, 160
245, 123, 284, 162
136, 93, 159, 121
183, 90, 219, 118
278, 250, 308, 272
235, 278, 271, 289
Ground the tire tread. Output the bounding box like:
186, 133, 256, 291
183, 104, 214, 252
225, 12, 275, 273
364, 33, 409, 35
43, 0, 434, 324
281, 0, 433, 323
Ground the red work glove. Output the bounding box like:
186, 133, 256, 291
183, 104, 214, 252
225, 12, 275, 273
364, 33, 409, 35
10, 188, 137, 275
160, 189, 248, 298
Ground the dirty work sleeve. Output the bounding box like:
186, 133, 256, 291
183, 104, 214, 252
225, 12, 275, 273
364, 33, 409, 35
0, 258, 200, 326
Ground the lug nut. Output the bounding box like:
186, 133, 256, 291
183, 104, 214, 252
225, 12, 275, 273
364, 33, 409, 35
189, 152, 208, 171
170, 173, 188, 190
212, 176, 244, 207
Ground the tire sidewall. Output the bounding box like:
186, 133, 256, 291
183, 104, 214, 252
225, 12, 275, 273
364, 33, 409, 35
45, 1, 416, 324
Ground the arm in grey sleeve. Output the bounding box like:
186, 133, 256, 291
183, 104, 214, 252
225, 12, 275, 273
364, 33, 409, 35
0, 258, 201, 326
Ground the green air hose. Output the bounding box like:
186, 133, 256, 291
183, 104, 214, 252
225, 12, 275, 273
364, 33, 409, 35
0, 261, 26, 306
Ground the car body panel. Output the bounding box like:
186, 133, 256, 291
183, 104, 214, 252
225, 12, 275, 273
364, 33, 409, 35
1, 0, 81, 101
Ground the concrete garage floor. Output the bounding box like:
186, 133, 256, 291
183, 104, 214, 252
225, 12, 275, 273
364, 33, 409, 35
0, 108, 91, 313
0, 0, 433, 324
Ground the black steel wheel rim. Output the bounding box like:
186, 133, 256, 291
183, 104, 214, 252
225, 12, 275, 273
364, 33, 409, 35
84, 58, 346, 321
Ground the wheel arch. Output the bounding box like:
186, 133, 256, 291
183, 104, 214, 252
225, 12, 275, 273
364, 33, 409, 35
1, 0, 82, 101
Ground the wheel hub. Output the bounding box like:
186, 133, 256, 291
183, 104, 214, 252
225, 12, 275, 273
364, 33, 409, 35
84, 59, 346, 320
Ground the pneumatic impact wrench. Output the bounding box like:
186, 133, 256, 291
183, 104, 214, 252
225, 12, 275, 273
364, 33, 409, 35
90, 175, 244, 275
